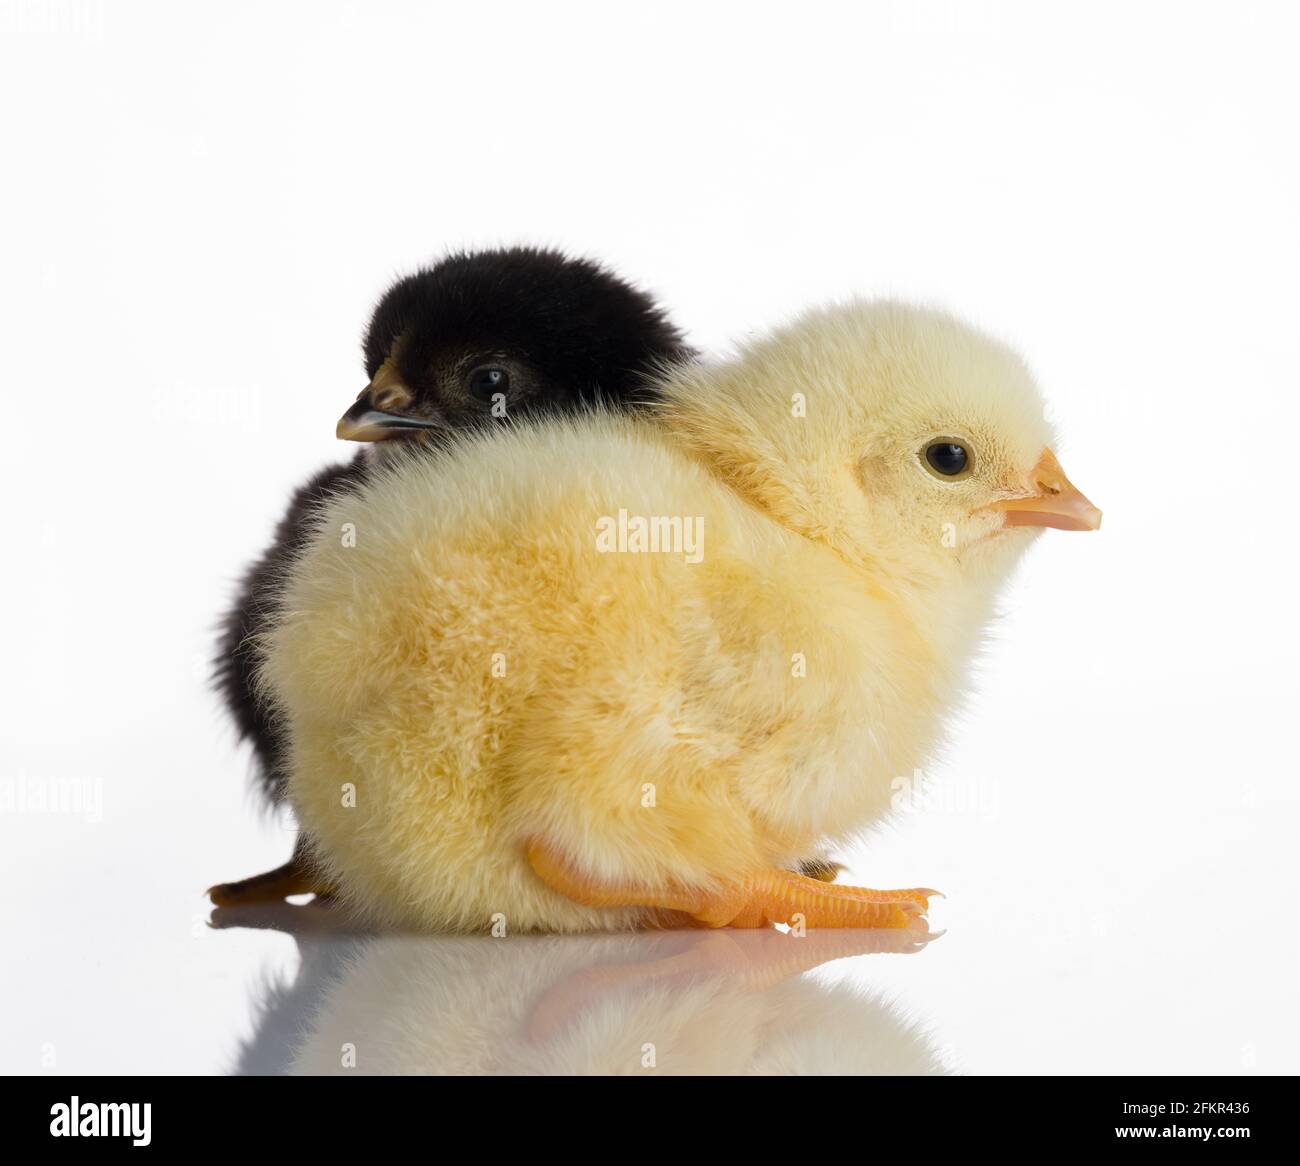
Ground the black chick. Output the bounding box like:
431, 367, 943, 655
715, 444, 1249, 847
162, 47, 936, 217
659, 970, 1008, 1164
210, 248, 692, 906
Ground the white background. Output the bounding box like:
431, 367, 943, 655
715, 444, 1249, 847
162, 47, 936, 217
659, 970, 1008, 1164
1, 0, 1296, 1075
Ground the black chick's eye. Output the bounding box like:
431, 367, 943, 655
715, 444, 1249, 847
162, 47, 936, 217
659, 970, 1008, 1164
466, 365, 510, 403
925, 441, 970, 477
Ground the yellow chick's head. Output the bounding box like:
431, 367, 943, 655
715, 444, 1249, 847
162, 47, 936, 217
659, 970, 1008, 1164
657, 300, 1100, 590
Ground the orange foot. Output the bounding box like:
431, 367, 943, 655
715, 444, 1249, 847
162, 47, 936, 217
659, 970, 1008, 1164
526, 841, 936, 929
207, 840, 336, 908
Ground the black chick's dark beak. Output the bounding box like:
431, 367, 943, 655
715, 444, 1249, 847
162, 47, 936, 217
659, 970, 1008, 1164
336, 399, 447, 441
336, 360, 447, 442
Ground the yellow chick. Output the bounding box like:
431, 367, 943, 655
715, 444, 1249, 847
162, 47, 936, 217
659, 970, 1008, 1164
261, 300, 1100, 933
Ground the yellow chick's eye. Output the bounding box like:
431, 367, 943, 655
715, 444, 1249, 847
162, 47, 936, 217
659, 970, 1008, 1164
923, 440, 971, 478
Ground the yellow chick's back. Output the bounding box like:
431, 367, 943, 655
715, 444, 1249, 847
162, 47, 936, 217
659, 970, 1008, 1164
263, 301, 1094, 933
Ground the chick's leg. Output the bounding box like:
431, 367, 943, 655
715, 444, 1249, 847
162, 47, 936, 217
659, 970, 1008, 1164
207, 835, 336, 908
526, 841, 934, 930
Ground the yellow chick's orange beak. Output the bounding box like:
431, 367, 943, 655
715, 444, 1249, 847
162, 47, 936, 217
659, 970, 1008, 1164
985, 448, 1102, 532
336, 360, 445, 442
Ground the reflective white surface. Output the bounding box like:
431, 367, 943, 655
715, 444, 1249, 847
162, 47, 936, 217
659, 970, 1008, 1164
222, 920, 945, 1076
1, 757, 1291, 1075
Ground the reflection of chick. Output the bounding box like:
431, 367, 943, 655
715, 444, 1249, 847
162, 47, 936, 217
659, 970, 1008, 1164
263, 301, 1100, 932
277, 930, 946, 1076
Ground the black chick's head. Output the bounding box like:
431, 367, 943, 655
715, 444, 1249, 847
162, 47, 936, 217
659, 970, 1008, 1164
337, 247, 692, 447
